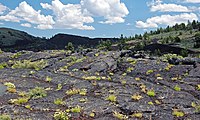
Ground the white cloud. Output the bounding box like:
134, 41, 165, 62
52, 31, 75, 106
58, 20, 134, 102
147, 0, 163, 6
136, 21, 158, 28
81, 0, 129, 24
0, 1, 54, 29
136, 13, 198, 28
35, 24, 53, 30
184, 0, 200, 3
0, 0, 129, 30
21, 23, 31, 27
0, 15, 20, 22
0, 3, 7, 14
99, 17, 125, 24
41, 0, 94, 30
151, 3, 191, 12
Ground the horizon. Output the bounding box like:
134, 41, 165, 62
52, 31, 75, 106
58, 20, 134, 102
0, 0, 199, 38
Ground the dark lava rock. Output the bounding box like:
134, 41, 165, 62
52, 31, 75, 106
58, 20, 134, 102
0, 50, 199, 120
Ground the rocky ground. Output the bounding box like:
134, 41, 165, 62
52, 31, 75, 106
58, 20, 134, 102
0, 50, 199, 120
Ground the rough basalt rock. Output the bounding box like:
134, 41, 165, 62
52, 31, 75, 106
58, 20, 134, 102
0, 50, 199, 120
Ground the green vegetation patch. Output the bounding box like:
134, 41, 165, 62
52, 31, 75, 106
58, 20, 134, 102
54, 98, 66, 105
0, 63, 8, 69
172, 110, 184, 117
54, 111, 69, 120
106, 94, 117, 102
0, 114, 11, 120
113, 111, 128, 120
4, 82, 16, 93
28, 87, 47, 99
174, 85, 181, 91
12, 59, 48, 71
161, 54, 183, 62
147, 90, 155, 97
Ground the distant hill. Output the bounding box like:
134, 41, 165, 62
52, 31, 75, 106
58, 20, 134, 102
0, 28, 38, 47
0, 28, 47, 51
0, 28, 118, 52
48, 34, 118, 49
110, 20, 200, 55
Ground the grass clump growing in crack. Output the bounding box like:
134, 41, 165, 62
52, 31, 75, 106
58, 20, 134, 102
82, 76, 101, 80
126, 67, 134, 73
4, 82, 16, 93
9, 97, 29, 105
191, 102, 200, 112
147, 89, 155, 97
89, 112, 95, 117
0, 114, 11, 120
148, 101, 154, 105
45, 76, 52, 82
79, 89, 87, 96
113, 111, 128, 120
54, 111, 69, 120
29, 87, 47, 99
12, 59, 48, 71
0, 63, 8, 69
174, 85, 181, 91
161, 54, 183, 62
66, 88, 80, 95
132, 112, 142, 118
79, 98, 88, 103
10, 52, 22, 59
120, 80, 126, 85
140, 84, 147, 93
70, 106, 82, 113
165, 64, 174, 71
127, 58, 137, 65
106, 95, 117, 102
135, 77, 141, 81
25, 105, 32, 110
54, 98, 66, 105
66, 88, 87, 96
146, 69, 154, 75
172, 110, 184, 117
56, 84, 62, 91
131, 93, 143, 101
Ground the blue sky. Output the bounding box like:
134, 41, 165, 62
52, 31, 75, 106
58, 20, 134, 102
0, 0, 199, 38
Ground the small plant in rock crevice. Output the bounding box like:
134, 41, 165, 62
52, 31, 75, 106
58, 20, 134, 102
131, 93, 143, 101
126, 67, 134, 73
9, 97, 29, 105
132, 112, 142, 118
70, 106, 82, 113
172, 110, 184, 117
4, 82, 16, 93
135, 77, 141, 81
174, 85, 181, 91
147, 89, 155, 97
56, 84, 62, 91
146, 69, 154, 75
54, 98, 66, 105
148, 101, 154, 105
0, 114, 11, 120
45, 76, 52, 82
106, 95, 117, 102
113, 111, 128, 120
191, 102, 200, 112
28, 87, 47, 99
54, 111, 69, 120
0, 63, 8, 69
